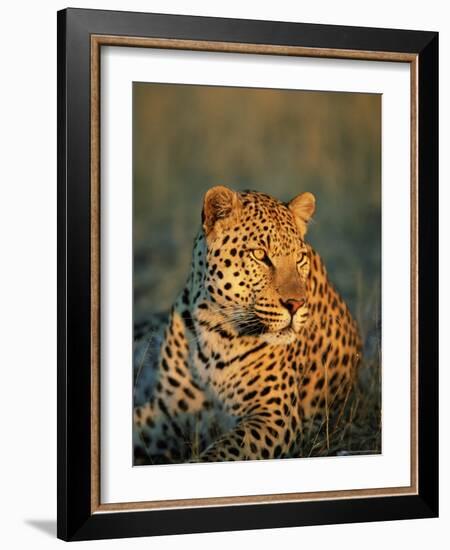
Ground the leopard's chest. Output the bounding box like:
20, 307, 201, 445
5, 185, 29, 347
193, 338, 302, 416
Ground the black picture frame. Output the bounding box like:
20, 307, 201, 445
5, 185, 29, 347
57, 7, 438, 541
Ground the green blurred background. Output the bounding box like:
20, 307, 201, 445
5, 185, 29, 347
133, 83, 381, 337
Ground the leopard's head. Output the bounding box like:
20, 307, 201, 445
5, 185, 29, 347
199, 186, 315, 344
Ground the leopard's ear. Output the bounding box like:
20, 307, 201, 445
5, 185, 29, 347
288, 192, 316, 237
202, 186, 241, 236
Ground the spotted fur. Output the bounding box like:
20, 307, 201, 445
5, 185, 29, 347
134, 186, 361, 463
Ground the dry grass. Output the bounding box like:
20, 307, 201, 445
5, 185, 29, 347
298, 359, 381, 458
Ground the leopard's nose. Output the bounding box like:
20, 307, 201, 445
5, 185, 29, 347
281, 298, 306, 315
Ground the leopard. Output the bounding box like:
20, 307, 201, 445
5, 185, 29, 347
133, 186, 362, 464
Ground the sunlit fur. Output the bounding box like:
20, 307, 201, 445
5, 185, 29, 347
133, 188, 362, 464
193, 191, 312, 345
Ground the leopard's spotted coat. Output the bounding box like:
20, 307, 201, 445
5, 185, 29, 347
134, 187, 361, 463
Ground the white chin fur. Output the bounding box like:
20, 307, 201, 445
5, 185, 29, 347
261, 328, 297, 346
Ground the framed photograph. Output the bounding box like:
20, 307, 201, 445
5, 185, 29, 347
57, 8, 438, 541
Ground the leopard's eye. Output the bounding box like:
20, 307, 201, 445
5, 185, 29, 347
252, 248, 266, 261
297, 252, 307, 265
297, 251, 310, 275
251, 248, 273, 267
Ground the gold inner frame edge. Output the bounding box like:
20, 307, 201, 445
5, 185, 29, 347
90, 35, 419, 514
